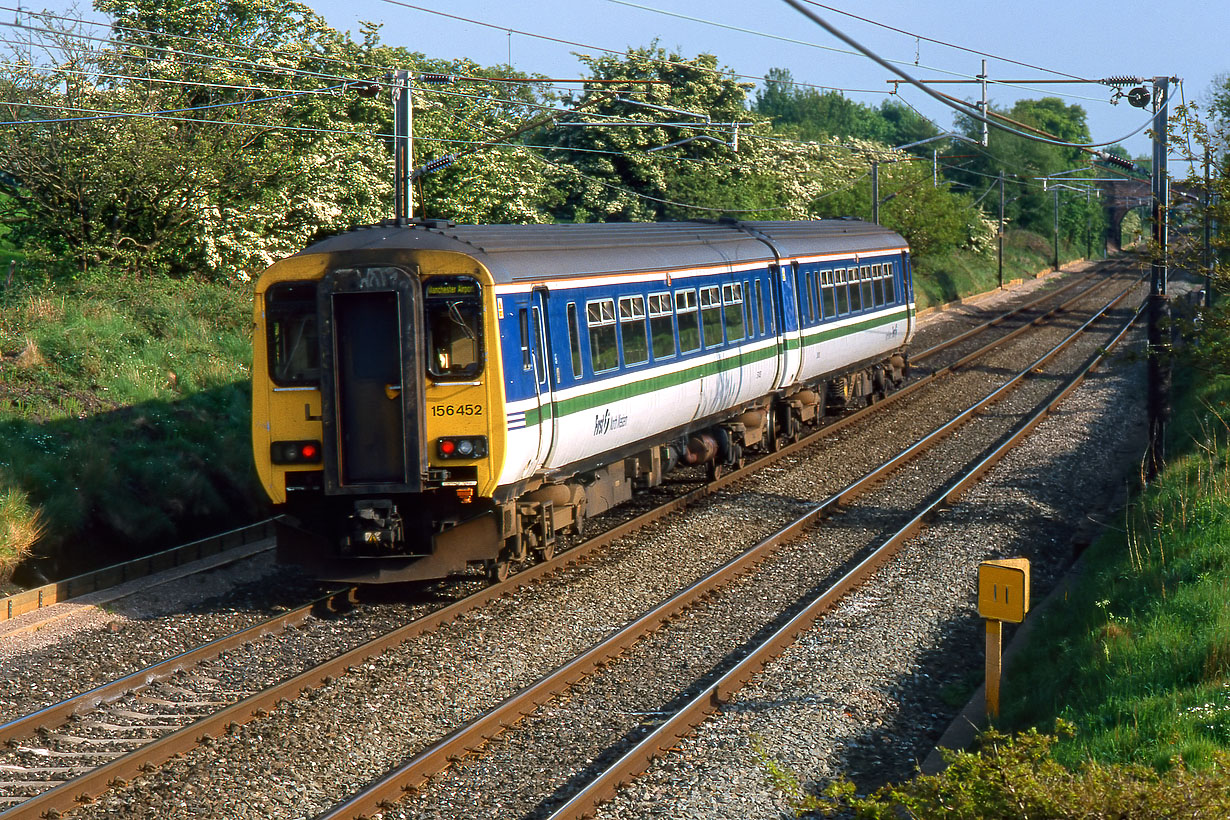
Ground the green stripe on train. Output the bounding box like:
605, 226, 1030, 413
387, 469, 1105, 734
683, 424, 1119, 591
518, 306, 909, 429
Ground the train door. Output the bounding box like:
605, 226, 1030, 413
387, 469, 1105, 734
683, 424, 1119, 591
530, 288, 558, 467
771, 261, 803, 390
902, 250, 915, 342
760, 272, 785, 389
316, 266, 426, 494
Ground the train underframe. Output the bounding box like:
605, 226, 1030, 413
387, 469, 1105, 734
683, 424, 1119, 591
275, 352, 908, 584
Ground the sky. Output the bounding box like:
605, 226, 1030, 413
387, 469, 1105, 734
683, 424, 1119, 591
299, 0, 1226, 163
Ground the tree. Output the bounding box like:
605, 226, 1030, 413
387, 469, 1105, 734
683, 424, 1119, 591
0, 1, 396, 279
950, 97, 1103, 245
0, 1, 559, 280
753, 68, 937, 150
531, 45, 790, 222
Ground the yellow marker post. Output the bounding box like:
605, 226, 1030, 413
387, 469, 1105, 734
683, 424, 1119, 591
977, 558, 1030, 719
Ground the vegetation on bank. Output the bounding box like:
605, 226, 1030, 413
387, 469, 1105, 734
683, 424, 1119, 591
0, 268, 261, 587
1001, 360, 1230, 771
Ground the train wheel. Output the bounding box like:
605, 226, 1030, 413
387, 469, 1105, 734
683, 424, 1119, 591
486, 560, 511, 584
535, 540, 556, 563
706, 461, 723, 482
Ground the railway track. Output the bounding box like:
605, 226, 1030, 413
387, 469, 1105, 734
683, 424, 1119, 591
0, 258, 1146, 818
320, 266, 1145, 820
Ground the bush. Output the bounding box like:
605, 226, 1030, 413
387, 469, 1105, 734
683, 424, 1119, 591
767, 723, 1230, 819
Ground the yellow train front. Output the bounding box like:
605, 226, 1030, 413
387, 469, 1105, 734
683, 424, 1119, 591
252, 218, 915, 583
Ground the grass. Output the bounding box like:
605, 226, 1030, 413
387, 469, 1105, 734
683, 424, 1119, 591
1001, 361, 1230, 771
0, 267, 266, 587
911, 229, 1091, 312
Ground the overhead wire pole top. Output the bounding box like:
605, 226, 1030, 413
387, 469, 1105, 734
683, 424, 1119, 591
392, 68, 413, 221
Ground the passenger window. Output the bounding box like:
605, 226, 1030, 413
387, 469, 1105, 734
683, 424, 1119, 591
701, 285, 723, 347
649, 292, 675, 359
586, 299, 617, 373
518, 309, 531, 370
755, 279, 766, 335
723, 282, 744, 342
861, 266, 874, 310
744, 280, 754, 337
848, 267, 862, 312
835, 268, 849, 314
619, 295, 648, 366
566, 303, 583, 378
748, 281, 759, 338
873, 264, 886, 307
810, 271, 822, 321
884, 265, 896, 303
676, 289, 700, 353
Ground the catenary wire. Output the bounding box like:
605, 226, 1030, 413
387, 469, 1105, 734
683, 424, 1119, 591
0, 83, 344, 126
378, 0, 892, 99
781, 0, 1155, 150
797, 0, 1089, 81
606, 0, 1110, 105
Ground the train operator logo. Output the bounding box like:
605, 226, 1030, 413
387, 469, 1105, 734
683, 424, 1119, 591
594, 409, 629, 436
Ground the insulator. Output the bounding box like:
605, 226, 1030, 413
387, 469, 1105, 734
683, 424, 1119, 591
423, 153, 456, 173
418, 72, 454, 85
1098, 151, 1135, 171
412, 153, 457, 180
1101, 76, 1141, 87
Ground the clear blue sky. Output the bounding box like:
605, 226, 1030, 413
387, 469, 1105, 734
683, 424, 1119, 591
305, 0, 1225, 163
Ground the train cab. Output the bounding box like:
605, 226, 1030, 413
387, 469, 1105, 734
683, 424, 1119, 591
252, 232, 510, 582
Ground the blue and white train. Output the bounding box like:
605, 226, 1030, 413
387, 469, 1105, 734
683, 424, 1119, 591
251, 218, 914, 583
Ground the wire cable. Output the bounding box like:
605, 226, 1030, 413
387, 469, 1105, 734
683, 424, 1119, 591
796, 0, 1088, 81
781, 0, 1155, 150
379, 0, 891, 99
0, 82, 343, 126
608, 0, 1111, 105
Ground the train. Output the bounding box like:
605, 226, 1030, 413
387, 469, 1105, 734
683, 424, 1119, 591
251, 218, 915, 584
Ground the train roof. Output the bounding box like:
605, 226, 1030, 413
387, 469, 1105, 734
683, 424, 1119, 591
299, 219, 907, 285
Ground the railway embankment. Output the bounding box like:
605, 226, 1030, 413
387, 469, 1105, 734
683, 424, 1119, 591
0, 274, 263, 591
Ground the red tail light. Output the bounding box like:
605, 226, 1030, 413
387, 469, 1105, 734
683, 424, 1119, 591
271, 440, 323, 465
437, 436, 487, 459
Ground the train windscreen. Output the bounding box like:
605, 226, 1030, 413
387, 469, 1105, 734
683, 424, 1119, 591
425, 277, 483, 381
266, 282, 320, 386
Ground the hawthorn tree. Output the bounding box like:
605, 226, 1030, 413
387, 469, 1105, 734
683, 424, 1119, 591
0, 0, 559, 280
